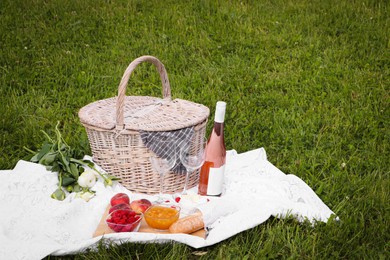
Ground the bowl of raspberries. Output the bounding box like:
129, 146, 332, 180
106, 208, 143, 233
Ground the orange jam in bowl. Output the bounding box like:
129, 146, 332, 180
144, 204, 181, 230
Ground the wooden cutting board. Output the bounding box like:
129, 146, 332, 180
93, 205, 206, 238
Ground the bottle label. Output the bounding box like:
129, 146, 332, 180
206, 164, 226, 195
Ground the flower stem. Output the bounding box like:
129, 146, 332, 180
70, 158, 110, 184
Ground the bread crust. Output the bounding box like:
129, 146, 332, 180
169, 211, 204, 234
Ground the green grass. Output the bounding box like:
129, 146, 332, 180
1, 0, 389, 259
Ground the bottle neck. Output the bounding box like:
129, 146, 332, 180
213, 121, 224, 137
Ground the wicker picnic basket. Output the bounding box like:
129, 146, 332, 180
78, 56, 210, 194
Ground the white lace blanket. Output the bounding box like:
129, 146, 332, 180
0, 148, 335, 260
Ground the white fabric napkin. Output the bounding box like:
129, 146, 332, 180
223, 149, 335, 222
0, 148, 336, 260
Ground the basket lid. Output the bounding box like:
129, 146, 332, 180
79, 96, 210, 131
79, 56, 210, 132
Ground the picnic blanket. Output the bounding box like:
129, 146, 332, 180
0, 148, 336, 260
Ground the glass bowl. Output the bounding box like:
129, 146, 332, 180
106, 208, 143, 233
144, 204, 181, 230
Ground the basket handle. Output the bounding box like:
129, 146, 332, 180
116, 55, 171, 130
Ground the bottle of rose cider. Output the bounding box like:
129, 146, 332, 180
198, 101, 226, 196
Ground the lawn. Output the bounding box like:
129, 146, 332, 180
0, 0, 389, 259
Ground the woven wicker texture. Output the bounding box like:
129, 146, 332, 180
79, 56, 209, 132
79, 56, 210, 194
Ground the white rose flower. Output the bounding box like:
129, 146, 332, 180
77, 169, 97, 188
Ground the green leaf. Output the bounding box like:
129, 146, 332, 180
30, 153, 40, 163
51, 188, 66, 201
51, 162, 60, 172
62, 177, 76, 186
69, 162, 79, 179
39, 151, 58, 165
58, 153, 71, 173
31, 143, 52, 162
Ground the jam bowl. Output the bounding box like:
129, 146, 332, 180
144, 204, 181, 230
